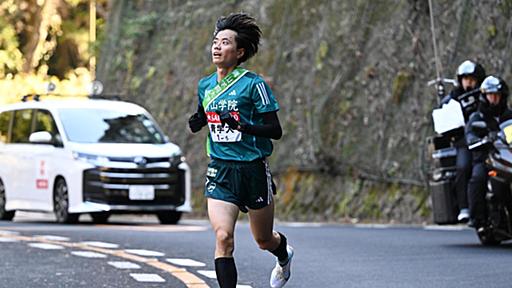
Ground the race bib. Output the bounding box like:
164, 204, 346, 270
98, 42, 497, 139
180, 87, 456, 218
206, 112, 242, 142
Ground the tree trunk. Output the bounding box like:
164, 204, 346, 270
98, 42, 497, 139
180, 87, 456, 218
21, 0, 60, 73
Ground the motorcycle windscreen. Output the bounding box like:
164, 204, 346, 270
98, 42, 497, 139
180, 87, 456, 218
499, 119, 512, 144
432, 99, 465, 134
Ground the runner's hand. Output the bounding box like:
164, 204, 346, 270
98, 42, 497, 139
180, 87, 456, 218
188, 112, 206, 133
218, 110, 240, 130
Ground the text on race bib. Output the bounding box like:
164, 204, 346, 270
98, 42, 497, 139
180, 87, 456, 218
206, 111, 242, 142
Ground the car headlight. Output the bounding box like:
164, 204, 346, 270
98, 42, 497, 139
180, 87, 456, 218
170, 154, 186, 166
72, 152, 109, 164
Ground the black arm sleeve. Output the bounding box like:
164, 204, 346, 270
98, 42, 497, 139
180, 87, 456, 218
241, 111, 282, 140
198, 104, 206, 118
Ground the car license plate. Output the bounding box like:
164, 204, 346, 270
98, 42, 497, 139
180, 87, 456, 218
129, 185, 155, 200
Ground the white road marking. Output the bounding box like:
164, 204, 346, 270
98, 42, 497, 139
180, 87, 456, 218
81, 241, 119, 248
97, 224, 208, 232
197, 270, 217, 279
71, 251, 107, 258
129, 273, 166, 282
0, 231, 210, 288
28, 243, 65, 250
282, 222, 324, 228
108, 261, 141, 269
0, 237, 19, 242
354, 224, 391, 229
195, 271, 251, 287
0, 230, 20, 236
125, 249, 165, 257
166, 258, 206, 267
33, 235, 70, 241
424, 225, 469, 231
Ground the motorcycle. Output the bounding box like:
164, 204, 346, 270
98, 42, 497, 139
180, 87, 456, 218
467, 119, 512, 245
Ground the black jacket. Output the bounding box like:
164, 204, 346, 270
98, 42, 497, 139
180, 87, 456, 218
439, 88, 480, 145
465, 104, 512, 161
440, 87, 480, 122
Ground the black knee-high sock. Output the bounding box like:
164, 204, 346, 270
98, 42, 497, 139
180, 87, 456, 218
215, 257, 237, 288
270, 232, 288, 263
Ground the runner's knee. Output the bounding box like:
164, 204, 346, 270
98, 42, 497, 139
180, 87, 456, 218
254, 235, 275, 251
215, 229, 234, 250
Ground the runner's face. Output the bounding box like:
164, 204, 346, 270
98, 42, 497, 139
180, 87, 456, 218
212, 29, 244, 68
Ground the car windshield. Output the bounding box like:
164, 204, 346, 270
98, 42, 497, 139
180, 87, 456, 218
59, 108, 166, 144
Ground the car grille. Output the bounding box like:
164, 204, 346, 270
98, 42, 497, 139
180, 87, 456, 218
82, 159, 185, 207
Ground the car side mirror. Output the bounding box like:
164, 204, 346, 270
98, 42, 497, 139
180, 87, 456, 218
29, 131, 53, 144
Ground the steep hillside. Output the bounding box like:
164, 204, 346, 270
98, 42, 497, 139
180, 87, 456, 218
97, 0, 512, 223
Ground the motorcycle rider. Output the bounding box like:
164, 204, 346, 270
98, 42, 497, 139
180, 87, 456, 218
465, 75, 511, 231
440, 60, 486, 222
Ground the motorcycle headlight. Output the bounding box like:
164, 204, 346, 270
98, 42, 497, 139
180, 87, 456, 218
432, 170, 443, 181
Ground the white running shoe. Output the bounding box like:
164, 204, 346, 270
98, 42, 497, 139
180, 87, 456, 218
457, 208, 470, 223
270, 245, 294, 288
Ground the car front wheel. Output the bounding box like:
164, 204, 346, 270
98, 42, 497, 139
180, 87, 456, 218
54, 178, 79, 224
156, 211, 182, 224
90, 212, 110, 224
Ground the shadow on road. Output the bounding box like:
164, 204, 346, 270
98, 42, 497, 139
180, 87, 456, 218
443, 242, 512, 251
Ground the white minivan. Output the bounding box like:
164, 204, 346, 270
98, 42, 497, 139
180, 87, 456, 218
0, 98, 191, 224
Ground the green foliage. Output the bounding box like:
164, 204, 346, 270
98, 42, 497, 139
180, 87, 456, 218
0, 0, 108, 104
487, 24, 497, 39
360, 187, 382, 219
123, 12, 159, 40
391, 70, 413, 104
0, 18, 23, 76
315, 40, 329, 70
145, 66, 156, 79
130, 76, 142, 90
498, 0, 512, 18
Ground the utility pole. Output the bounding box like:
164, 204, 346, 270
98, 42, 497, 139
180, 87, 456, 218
89, 0, 96, 80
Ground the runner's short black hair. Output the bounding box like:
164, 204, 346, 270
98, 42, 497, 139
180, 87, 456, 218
214, 13, 262, 64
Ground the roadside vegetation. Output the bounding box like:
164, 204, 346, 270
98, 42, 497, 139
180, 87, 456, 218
0, 0, 107, 104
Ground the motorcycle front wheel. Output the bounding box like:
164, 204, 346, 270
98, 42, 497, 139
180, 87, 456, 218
477, 227, 501, 246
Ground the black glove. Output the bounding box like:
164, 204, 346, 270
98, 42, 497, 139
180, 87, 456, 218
488, 131, 498, 141
188, 112, 207, 133
218, 110, 240, 130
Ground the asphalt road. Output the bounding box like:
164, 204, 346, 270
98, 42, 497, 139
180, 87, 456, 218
1, 213, 512, 288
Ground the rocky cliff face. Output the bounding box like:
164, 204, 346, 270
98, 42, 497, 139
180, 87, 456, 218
97, 0, 512, 223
